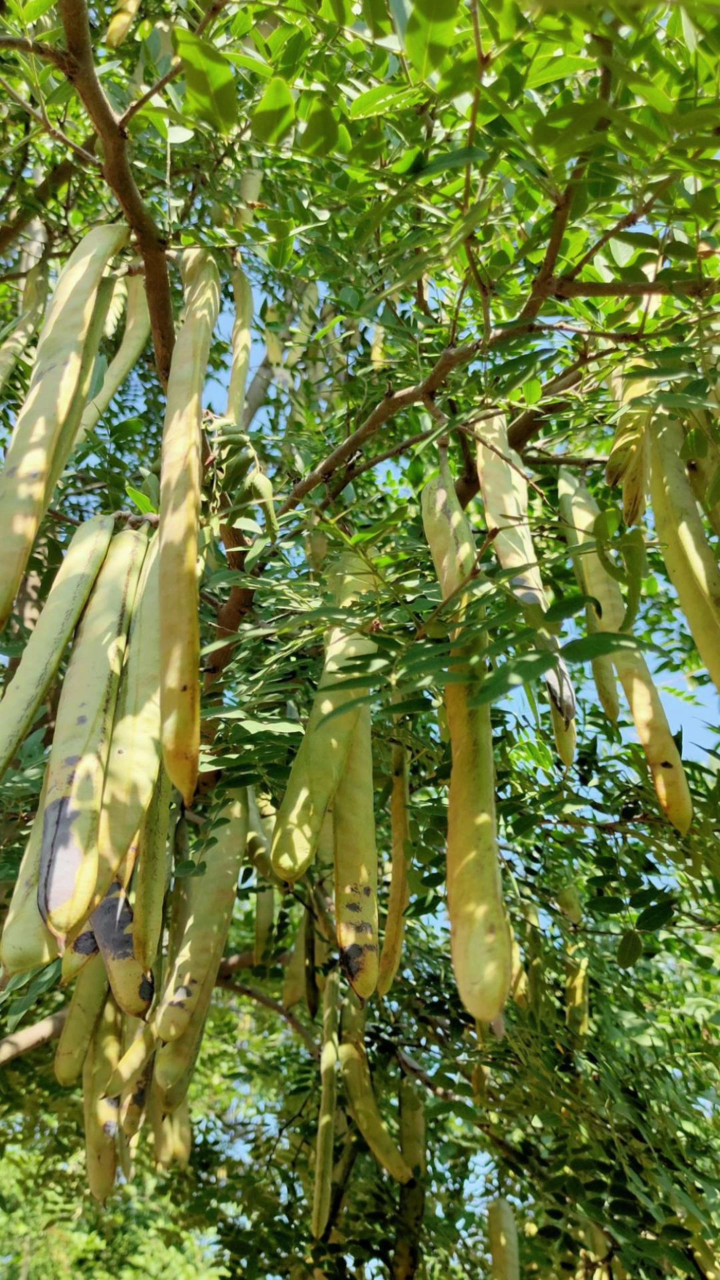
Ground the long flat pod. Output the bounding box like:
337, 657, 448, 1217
311, 968, 340, 1239
90, 880, 154, 1019
0, 515, 114, 780
76, 272, 151, 447
54, 950, 109, 1086
0, 768, 57, 974
650, 417, 720, 693
377, 734, 411, 998
271, 551, 377, 883
488, 1197, 520, 1280
339, 997, 412, 1184
154, 957, 215, 1099
83, 991, 122, 1202
422, 457, 512, 1024
154, 789, 248, 1043
92, 533, 162, 910
475, 414, 576, 754
37, 527, 148, 942
226, 262, 253, 426
559, 468, 692, 834
0, 256, 48, 395
392, 1078, 426, 1279
334, 704, 379, 1000
133, 766, 173, 970
0, 224, 127, 629
159, 248, 221, 806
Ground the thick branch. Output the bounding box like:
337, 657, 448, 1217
58, 0, 175, 386
0, 36, 71, 71
552, 276, 720, 300
0, 1010, 67, 1066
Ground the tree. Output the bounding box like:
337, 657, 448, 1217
0, 0, 720, 1276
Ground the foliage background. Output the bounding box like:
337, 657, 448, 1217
1, 0, 720, 1276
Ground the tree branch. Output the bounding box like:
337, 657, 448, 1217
58, 0, 175, 386
0, 74, 102, 168
0, 35, 71, 72
0, 1010, 67, 1067
551, 276, 720, 299
215, 976, 319, 1058
0, 153, 85, 256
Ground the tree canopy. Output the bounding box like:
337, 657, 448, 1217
1, 1, 720, 1277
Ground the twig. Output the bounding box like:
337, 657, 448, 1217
216, 977, 319, 1058
0, 35, 71, 73
0, 74, 101, 168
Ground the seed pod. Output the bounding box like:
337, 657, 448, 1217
392, 1078, 426, 1278
334, 705, 378, 1001
54, 951, 109, 1086
90, 880, 154, 1019
106, 1019, 156, 1098
271, 552, 377, 884
311, 968, 340, 1239
38, 528, 148, 942
565, 950, 589, 1039
476, 415, 576, 758
83, 991, 122, 1201
133, 766, 173, 970
606, 369, 651, 526
105, 0, 141, 47
92, 534, 162, 911
282, 913, 308, 1010
559, 468, 692, 835
0, 515, 114, 782
0, 256, 48, 395
116, 1014, 152, 1138
488, 1197, 519, 1280
557, 884, 582, 925
377, 736, 411, 999
154, 960, 215, 1103
247, 469, 280, 540
422, 457, 512, 1024
159, 248, 221, 805
45, 276, 116, 499
61, 926, 99, 984
0, 769, 58, 974
0, 224, 127, 629
650, 417, 720, 694
509, 936, 528, 1009
226, 262, 253, 427
155, 790, 248, 1043
339, 998, 412, 1184
684, 429, 720, 540
154, 1094, 192, 1171
77, 271, 151, 446
255, 867, 274, 967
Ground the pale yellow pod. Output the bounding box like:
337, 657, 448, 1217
106, 1019, 156, 1098
90, 879, 154, 1019
55, 951, 108, 1087
0, 257, 48, 395
311, 968, 340, 1240
226, 263, 253, 426
422, 459, 512, 1024
83, 991, 122, 1201
133, 766, 173, 970
0, 224, 128, 629
488, 1197, 520, 1280
565, 949, 589, 1038
559, 468, 692, 835
154, 790, 248, 1042
377, 737, 411, 998
339, 998, 412, 1184
159, 249, 221, 806
61, 926, 99, 984
105, 0, 142, 47
154, 959, 215, 1103
77, 272, 151, 446
281, 914, 308, 1011
92, 533, 162, 910
650, 417, 720, 693
334, 705, 378, 1001
0, 514, 114, 780
606, 369, 651, 526
0, 769, 57, 974
271, 552, 378, 884
37, 528, 148, 942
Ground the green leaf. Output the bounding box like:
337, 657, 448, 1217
173, 28, 237, 134
251, 76, 296, 143
300, 98, 339, 155
126, 484, 155, 515
636, 902, 675, 932
23, 0, 56, 22
405, 0, 459, 78
349, 83, 423, 119
561, 633, 644, 662
618, 930, 643, 969
468, 651, 558, 706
